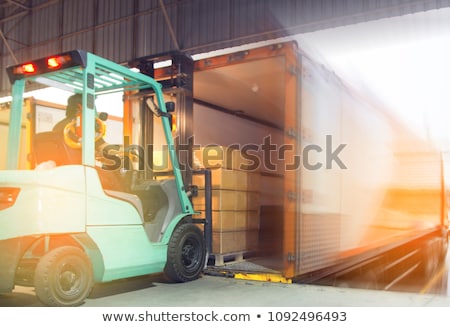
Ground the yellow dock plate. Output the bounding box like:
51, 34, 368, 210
233, 272, 292, 284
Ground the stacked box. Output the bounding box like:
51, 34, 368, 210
192, 146, 261, 255
194, 189, 260, 211
193, 145, 257, 171
193, 168, 261, 191
194, 210, 260, 232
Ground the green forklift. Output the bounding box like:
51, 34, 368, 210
0, 50, 208, 306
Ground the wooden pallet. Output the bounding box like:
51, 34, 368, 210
209, 252, 246, 266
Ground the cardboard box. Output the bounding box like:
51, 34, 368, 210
194, 210, 260, 232
212, 230, 259, 254
192, 168, 261, 191
193, 146, 257, 171
193, 190, 260, 211
212, 231, 245, 253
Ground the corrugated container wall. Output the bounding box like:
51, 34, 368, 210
1, 0, 450, 95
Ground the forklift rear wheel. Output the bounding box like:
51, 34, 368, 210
34, 246, 94, 307
165, 223, 206, 282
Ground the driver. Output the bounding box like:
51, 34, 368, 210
53, 93, 126, 191
53, 93, 106, 150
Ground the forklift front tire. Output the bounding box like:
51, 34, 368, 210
34, 246, 94, 307
164, 223, 206, 282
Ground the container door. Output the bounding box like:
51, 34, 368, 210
295, 55, 343, 276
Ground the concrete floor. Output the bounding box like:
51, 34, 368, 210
1, 273, 450, 307
88, 275, 450, 307
2, 247, 450, 307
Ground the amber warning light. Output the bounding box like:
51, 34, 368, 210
47, 54, 71, 69
6, 50, 87, 83
13, 63, 36, 75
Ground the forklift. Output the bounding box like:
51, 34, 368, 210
0, 50, 209, 306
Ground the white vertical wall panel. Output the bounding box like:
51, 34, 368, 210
135, 7, 174, 58
179, 0, 231, 49
62, 0, 95, 35
95, 21, 134, 63
137, 0, 161, 11
61, 31, 94, 55
30, 4, 61, 44
97, 0, 135, 24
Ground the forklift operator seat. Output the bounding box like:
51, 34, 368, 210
32, 131, 82, 166
33, 131, 128, 190
33, 131, 143, 218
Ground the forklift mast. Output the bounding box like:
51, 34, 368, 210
128, 52, 195, 188
128, 52, 213, 253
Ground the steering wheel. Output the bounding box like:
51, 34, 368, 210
63, 118, 106, 149
95, 145, 142, 192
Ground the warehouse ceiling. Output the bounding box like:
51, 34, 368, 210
0, 0, 32, 18
0, 0, 26, 11
1, 0, 449, 25
1, 0, 450, 96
